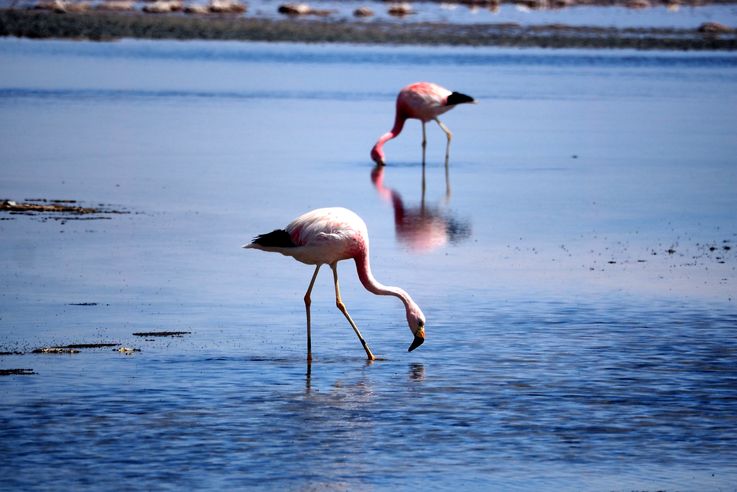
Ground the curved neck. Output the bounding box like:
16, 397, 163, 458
385, 108, 407, 142
371, 166, 405, 219
371, 112, 406, 162
354, 251, 411, 310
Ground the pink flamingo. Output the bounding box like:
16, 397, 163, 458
371, 82, 475, 165
243, 207, 426, 361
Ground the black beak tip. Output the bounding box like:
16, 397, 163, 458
408, 335, 425, 352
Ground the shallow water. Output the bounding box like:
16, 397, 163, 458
1, 39, 737, 490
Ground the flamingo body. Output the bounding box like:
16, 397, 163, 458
244, 207, 426, 360
397, 82, 454, 122
371, 82, 474, 165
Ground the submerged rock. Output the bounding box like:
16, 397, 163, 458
31, 0, 70, 13
278, 3, 333, 16
550, 0, 574, 7
116, 347, 141, 354
625, 0, 650, 8
0, 369, 36, 376
142, 1, 183, 13
208, 0, 247, 14
698, 22, 733, 34
0, 198, 127, 218
184, 4, 209, 14
515, 0, 546, 10
32, 347, 81, 354
278, 3, 310, 15
95, 1, 135, 12
353, 6, 374, 17
32, 343, 118, 354
387, 3, 413, 16
1, 199, 98, 214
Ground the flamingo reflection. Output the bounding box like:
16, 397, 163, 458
371, 165, 470, 253
409, 363, 425, 382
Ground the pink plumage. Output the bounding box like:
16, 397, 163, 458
371, 82, 475, 165
244, 207, 426, 361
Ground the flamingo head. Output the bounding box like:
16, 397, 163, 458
370, 143, 386, 166
407, 305, 426, 352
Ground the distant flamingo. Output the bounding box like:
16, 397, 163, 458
371, 82, 475, 165
244, 207, 426, 361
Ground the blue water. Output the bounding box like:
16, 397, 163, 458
1, 39, 737, 490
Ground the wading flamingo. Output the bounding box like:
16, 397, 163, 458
243, 207, 426, 361
371, 82, 474, 166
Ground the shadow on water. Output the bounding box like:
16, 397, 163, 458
371, 164, 471, 252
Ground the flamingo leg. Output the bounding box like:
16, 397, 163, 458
421, 161, 427, 204
444, 151, 452, 203
304, 264, 321, 362
421, 121, 427, 166
330, 262, 376, 361
435, 118, 453, 163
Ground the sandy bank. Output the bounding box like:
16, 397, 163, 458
1, 9, 736, 49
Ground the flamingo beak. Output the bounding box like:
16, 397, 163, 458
408, 329, 425, 352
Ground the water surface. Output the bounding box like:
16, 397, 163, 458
1, 39, 736, 490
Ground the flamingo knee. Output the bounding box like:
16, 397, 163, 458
336, 300, 347, 314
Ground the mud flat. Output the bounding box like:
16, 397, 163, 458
0, 368, 36, 375
2, 198, 103, 215
1, 198, 129, 222
132, 331, 191, 337
1, 9, 735, 49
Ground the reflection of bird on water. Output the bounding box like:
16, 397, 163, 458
409, 363, 425, 382
243, 207, 426, 362
371, 81, 475, 166
371, 165, 471, 253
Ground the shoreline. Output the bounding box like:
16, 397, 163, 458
1, 9, 736, 49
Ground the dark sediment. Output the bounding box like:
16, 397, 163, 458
133, 331, 191, 337
2, 198, 101, 214
0, 368, 36, 376
32, 347, 81, 353
1, 9, 736, 50
60, 343, 119, 349
31, 343, 119, 353
1, 198, 128, 219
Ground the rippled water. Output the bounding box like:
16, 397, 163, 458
1, 39, 736, 490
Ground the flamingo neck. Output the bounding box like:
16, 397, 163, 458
371, 113, 406, 164
354, 251, 412, 310
371, 166, 404, 214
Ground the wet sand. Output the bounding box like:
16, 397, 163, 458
1, 8, 736, 49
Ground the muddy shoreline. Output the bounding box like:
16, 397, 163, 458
1, 9, 736, 49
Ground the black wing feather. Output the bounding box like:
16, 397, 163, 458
251, 229, 296, 248
446, 91, 474, 106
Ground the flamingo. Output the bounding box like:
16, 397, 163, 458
243, 207, 426, 361
371, 82, 475, 165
